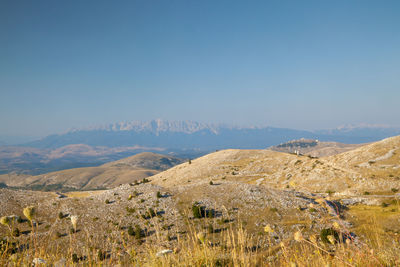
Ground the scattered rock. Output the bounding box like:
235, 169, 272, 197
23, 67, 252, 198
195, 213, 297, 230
156, 249, 173, 257
54, 258, 67, 267
32, 258, 47, 265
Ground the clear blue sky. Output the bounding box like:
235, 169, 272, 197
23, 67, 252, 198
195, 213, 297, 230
1, 0, 400, 137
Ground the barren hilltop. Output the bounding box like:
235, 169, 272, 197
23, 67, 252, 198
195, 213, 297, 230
151, 135, 400, 194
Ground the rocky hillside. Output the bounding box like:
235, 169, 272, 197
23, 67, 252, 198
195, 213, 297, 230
1, 136, 400, 265
151, 135, 400, 195
0, 179, 346, 264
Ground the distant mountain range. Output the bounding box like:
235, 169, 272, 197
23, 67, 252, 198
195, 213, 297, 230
23, 120, 400, 149
1, 120, 400, 175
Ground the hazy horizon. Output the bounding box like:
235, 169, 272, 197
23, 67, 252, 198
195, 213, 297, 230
1, 118, 400, 147
1, 1, 400, 137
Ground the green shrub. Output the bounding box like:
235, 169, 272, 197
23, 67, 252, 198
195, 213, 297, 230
12, 228, 20, 237
326, 190, 335, 195
98, 250, 106, 261
126, 207, 136, 214
134, 225, 144, 240
217, 218, 230, 224
156, 191, 162, 198
58, 212, 64, 220
207, 210, 215, 218
128, 226, 134, 236
72, 253, 79, 263
55, 231, 62, 238
391, 188, 399, 193
105, 199, 110, 204
208, 224, 214, 234
146, 208, 156, 218
320, 228, 339, 244
192, 203, 206, 218
209, 181, 214, 185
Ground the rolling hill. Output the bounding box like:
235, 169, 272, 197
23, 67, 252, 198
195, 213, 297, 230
0, 152, 184, 191
0, 144, 203, 176
4, 135, 399, 195
150, 135, 400, 195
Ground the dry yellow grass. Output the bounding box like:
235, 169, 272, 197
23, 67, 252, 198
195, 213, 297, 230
1, 210, 399, 266
347, 202, 400, 243
64, 190, 106, 198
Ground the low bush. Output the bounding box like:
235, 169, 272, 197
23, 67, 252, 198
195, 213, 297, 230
192, 203, 206, 218
320, 228, 339, 244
